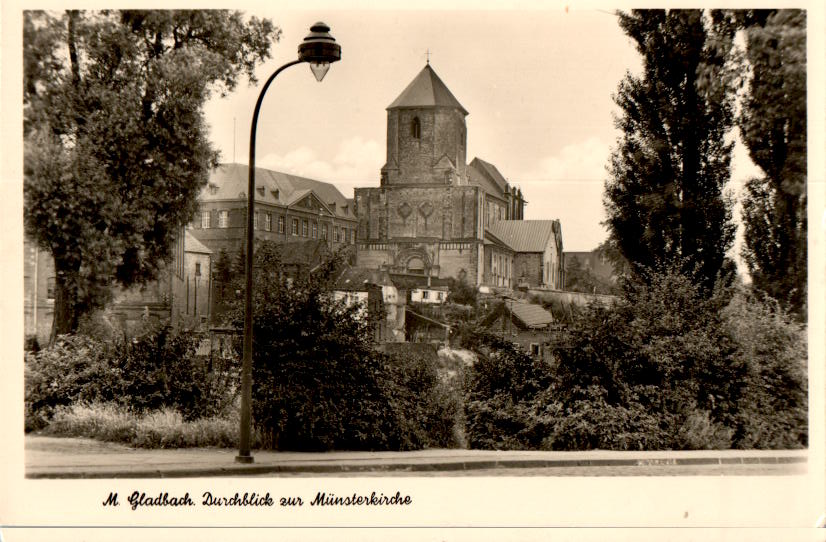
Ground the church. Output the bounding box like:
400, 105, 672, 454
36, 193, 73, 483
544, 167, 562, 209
355, 64, 564, 290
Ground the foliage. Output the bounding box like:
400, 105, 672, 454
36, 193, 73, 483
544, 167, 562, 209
550, 268, 745, 450
225, 242, 453, 451
737, 10, 807, 319
448, 277, 478, 307
563, 255, 618, 295
383, 348, 464, 449
605, 9, 738, 293
23, 10, 279, 338
722, 287, 807, 448
462, 330, 556, 449
44, 402, 259, 449
25, 324, 238, 431
25, 334, 116, 431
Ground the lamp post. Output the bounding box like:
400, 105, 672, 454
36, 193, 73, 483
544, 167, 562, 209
236, 22, 341, 464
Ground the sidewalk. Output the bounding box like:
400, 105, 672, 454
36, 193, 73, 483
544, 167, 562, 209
25, 435, 808, 479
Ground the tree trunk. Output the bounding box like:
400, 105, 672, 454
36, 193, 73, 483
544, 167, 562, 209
49, 255, 81, 345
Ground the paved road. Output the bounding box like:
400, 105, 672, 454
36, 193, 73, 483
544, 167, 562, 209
259, 463, 805, 476
25, 435, 808, 478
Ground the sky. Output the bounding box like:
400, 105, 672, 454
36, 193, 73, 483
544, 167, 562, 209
202, 8, 763, 253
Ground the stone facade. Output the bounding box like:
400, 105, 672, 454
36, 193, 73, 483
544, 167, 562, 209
356, 64, 540, 288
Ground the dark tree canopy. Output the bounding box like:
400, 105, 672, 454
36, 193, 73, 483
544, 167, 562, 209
737, 10, 807, 319
605, 10, 738, 292
23, 10, 279, 339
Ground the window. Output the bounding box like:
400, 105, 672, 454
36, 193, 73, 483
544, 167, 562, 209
278, 215, 285, 234
201, 211, 210, 229
195, 262, 201, 277
312, 222, 318, 239
437, 291, 444, 301
350, 228, 355, 244
322, 224, 328, 240
291, 218, 299, 236
302, 220, 308, 237
218, 210, 229, 228
530, 343, 541, 357
254, 212, 260, 230
265, 213, 272, 232
422, 290, 429, 300
334, 226, 340, 243
46, 277, 55, 300
411, 116, 421, 139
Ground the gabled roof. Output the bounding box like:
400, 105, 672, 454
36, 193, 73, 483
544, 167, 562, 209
468, 157, 509, 196
184, 231, 212, 254
387, 64, 468, 115
199, 164, 355, 220
486, 220, 561, 253
481, 300, 554, 329
508, 301, 554, 328
334, 266, 395, 291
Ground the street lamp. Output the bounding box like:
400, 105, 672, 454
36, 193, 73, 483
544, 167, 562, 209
236, 22, 341, 464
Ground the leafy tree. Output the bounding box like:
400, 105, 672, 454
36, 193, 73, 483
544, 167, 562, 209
563, 254, 618, 295
605, 10, 738, 292
225, 242, 455, 451
737, 10, 807, 319
23, 10, 279, 340
551, 268, 746, 450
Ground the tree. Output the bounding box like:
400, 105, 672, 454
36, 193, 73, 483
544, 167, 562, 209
24, 10, 279, 340
605, 10, 738, 292
737, 10, 807, 319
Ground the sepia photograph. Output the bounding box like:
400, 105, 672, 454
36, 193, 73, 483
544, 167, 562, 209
3, 2, 824, 541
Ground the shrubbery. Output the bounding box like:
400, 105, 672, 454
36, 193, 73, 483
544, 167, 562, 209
225, 242, 459, 451
25, 323, 238, 432
463, 269, 808, 450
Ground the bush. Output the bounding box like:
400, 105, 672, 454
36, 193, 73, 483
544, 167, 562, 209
25, 334, 117, 431
25, 324, 238, 431
226, 243, 437, 451
44, 402, 256, 448
723, 288, 807, 448
463, 330, 556, 449
384, 347, 464, 449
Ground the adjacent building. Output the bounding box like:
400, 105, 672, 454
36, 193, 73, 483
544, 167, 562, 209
24, 230, 210, 345
189, 163, 358, 258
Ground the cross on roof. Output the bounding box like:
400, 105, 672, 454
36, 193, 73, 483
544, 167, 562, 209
425, 48, 431, 64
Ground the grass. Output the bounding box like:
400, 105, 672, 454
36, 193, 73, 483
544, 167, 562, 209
43, 402, 263, 449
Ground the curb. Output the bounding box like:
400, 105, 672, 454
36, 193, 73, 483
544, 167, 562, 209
26, 455, 808, 479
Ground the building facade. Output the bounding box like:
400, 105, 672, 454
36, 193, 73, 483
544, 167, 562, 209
24, 230, 209, 345
354, 64, 560, 288
189, 163, 358, 259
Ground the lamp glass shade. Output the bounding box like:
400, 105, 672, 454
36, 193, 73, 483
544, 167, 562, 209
309, 61, 331, 82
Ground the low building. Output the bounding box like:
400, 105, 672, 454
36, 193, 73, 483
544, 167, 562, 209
481, 299, 555, 359
410, 285, 449, 304
333, 266, 405, 343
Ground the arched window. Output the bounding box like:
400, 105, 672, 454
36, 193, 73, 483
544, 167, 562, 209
411, 116, 421, 139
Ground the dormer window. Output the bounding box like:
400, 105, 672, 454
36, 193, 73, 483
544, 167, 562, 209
411, 116, 421, 139
257, 186, 265, 196
208, 184, 219, 195
271, 189, 280, 200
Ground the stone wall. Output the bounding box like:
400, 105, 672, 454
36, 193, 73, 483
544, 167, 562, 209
515, 252, 543, 287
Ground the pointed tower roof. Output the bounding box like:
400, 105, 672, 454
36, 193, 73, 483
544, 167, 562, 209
387, 64, 468, 115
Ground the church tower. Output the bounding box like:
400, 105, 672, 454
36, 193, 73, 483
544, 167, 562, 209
381, 65, 468, 186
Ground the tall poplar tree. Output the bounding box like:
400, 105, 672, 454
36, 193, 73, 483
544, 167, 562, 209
738, 10, 807, 319
24, 10, 279, 340
604, 10, 738, 291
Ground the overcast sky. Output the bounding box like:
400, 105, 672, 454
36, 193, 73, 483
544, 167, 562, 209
203, 7, 761, 253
